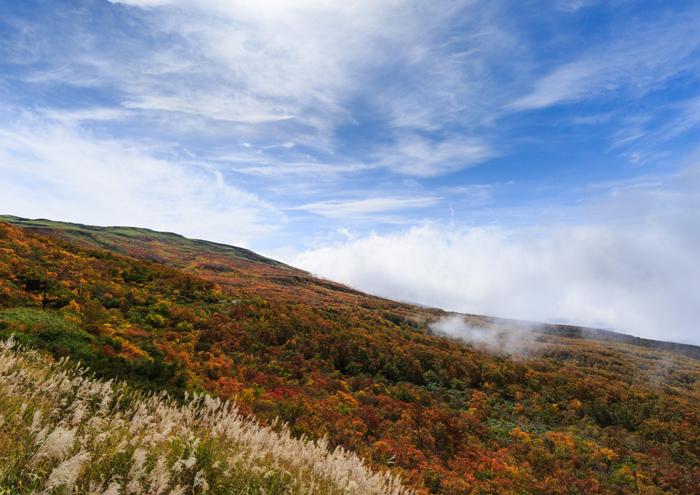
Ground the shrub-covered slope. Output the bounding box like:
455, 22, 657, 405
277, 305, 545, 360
1, 220, 700, 494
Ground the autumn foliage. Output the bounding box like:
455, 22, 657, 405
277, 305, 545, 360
1, 220, 699, 494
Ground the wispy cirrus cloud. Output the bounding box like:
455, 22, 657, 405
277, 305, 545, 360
509, 8, 700, 111
105, 0, 409, 128
373, 134, 496, 177
652, 96, 700, 144
89, 0, 510, 178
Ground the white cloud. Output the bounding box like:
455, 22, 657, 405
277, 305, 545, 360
229, 160, 371, 179
290, 167, 700, 344
430, 315, 540, 355
554, 0, 599, 13
651, 96, 700, 144
0, 113, 284, 246
446, 184, 493, 206
123, 96, 296, 124
290, 196, 440, 218
109, 0, 173, 6
106, 0, 405, 127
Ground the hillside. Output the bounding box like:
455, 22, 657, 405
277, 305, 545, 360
1, 219, 700, 493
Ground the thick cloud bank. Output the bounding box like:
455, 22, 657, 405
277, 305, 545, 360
292, 169, 700, 345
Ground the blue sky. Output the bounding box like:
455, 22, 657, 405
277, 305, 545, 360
2, 0, 700, 343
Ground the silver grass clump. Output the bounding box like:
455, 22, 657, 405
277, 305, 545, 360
193, 470, 209, 493
148, 458, 170, 495
71, 402, 88, 425
169, 485, 186, 495
87, 479, 122, 495
42, 450, 92, 493
29, 409, 42, 433
31, 426, 77, 464
34, 425, 49, 446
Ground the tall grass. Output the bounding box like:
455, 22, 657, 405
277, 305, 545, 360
0, 336, 412, 494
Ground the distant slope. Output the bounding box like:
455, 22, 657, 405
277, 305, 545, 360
485, 317, 700, 361
0, 214, 296, 268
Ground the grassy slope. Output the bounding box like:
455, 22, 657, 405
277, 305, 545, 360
1, 219, 700, 494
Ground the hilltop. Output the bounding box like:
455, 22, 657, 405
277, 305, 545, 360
0, 215, 374, 304
1, 218, 699, 494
